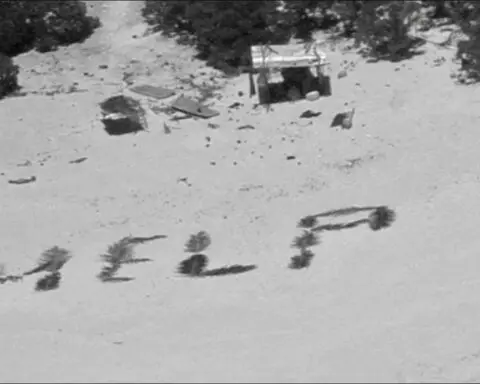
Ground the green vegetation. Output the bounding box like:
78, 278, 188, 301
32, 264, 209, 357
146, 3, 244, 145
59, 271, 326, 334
0, 0, 100, 99
143, 0, 480, 80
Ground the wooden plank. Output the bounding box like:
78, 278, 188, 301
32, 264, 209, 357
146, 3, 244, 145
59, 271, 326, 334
129, 84, 175, 100
171, 96, 219, 119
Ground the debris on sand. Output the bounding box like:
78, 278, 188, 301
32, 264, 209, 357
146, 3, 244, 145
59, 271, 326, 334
228, 102, 243, 109
300, 110, 321, 119
237, 124, 255, 130
16, 160, 32, 167
163, 122, 172, 134
8, 176, 36, 185
208, 123, 220, 129
171, 96, 219, 119
69, 157, 87, 164
331, 108, 355, 129
129, 84, 175, 100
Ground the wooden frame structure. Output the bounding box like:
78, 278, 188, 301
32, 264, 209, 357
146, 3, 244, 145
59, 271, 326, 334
250, 41, 329, 104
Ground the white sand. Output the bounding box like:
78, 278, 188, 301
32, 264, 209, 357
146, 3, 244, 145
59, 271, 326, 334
1, 2, 480, 382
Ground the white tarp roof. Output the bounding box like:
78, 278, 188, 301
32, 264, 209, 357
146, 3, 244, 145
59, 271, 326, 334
251, 42, 327, 69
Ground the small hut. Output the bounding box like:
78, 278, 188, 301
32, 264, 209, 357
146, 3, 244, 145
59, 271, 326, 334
250, 41, 330, 104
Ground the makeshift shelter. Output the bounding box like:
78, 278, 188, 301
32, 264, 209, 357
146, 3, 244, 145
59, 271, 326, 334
250, 41, 331, 104
99, 95, 147, 135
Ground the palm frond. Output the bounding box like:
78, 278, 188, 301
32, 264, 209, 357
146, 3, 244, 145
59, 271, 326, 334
297, 215, 318, 229
101, 237, 134, 265
35, 272, 61, 292
368, 206, 396, 231
184, 231, 211, 253
289, 249, 315, 270
97, 263, 121, 281
291, 230, 319, 249
38, 246, 72, 272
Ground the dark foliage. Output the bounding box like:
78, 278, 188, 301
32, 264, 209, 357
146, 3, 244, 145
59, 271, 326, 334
143, 0, 480, 76
0, 0, 100, 56
100, 95, 148, 135
0, 53, 19, 99
143, 0, 292, 70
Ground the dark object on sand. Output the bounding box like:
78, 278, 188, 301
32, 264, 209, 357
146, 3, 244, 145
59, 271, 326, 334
129, 84, 175, 100
35, 272, 61, 291
237, 124, 255, 130
102, 118, 144, 135
300, 110, 321, 118
171, 96, 219, 119
69, 157, 87, 164
341, 108, 355, 129
202, 264, 257, 277
289, 249, 315, 269
331, 108, 355, 129
8, 176, 36, 185
100, 95, 147, 135
320, 75, 332, 96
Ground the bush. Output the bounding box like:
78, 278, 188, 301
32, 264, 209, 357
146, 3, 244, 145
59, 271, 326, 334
33, 1, 101, 52
0, 0, 100, 55
354, 1, 424, 60
143, 0, 292, 69
143, 0, 431, 67
142, 1, 195, 37
143, 0, 480, 81
0, 53, 19, 99
449, 2, 480, 82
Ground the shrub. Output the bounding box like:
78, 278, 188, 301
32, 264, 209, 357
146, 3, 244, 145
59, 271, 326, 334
282, 0, 341, 39
33, 1, 100, 51
0, 0, 100, 55
449, 2, 480, 82
143, 0, 292, 69
143, 0, 480, 81
0, 53, 19, 99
